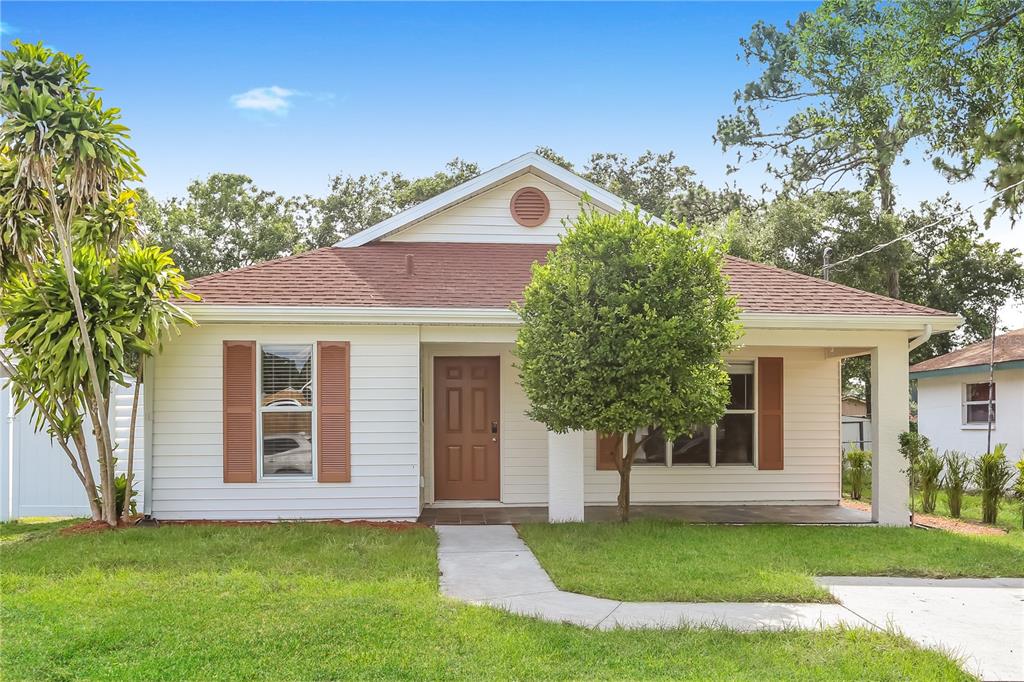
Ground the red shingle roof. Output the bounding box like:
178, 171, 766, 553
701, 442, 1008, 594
184, 242, 952, 317
910, 328, 1024, 373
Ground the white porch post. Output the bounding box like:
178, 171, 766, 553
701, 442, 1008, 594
870, 336, 911, 526
548, 430, 585, 522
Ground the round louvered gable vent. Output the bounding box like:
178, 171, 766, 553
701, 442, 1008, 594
510, 187, 550, 227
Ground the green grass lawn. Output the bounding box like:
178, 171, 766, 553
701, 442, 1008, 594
518, 520, 1024, 603
0, 519, 972, 681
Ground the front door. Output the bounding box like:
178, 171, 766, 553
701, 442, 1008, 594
434, 357, 500, 500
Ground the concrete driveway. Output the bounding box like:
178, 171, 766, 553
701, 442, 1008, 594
817, 577, 1023, 682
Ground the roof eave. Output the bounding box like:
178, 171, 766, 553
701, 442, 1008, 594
911, 359, 1024, 379
182, 304, 963, 331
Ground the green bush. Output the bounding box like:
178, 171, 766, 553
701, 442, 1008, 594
975, 444, 1013, 524
916, 449, 943, 514
941, 451, 972, 518
114, 473, 137, 520
898, 431, 931, 514
1014, 458, 1024, 530
843, 448, 871, 501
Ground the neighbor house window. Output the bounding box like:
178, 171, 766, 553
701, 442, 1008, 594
259, 344, 314, 477
963, 382, 995, 425
631, 363, 756, 467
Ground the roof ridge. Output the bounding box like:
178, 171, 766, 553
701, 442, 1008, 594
187, 246, 340, 285
723, 255, 950, 316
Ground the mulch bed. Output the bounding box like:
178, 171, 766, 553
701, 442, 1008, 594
841, 498, 1008, 536
155, 519, 426, 532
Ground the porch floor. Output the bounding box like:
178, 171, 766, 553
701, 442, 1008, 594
417, 504, 872, 525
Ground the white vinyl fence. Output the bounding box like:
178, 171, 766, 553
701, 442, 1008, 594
1, 380, 143, 521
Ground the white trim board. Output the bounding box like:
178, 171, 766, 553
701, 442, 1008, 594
183, 304, 960, 334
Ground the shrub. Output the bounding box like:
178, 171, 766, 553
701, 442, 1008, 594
114, 473, 137, 519
975, 444, 1013, 524
898, 431, 931, 515
941, 451, 972, 518
844, 448, 871, 500
1014, 458, 1024, 530
916, 449, 943, 514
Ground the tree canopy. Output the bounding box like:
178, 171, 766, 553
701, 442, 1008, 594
515, 207, 740, 520
0, 41, 195, 526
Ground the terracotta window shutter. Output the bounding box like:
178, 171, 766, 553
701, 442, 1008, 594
596, 432, 621, 471
757, 357, 784, 470
223, 340, 257, 483
317, 341, 351, 483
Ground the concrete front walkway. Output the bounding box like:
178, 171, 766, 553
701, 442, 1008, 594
436, 525, 1023, 681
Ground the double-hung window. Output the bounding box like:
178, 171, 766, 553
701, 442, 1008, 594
632, 362, 756, 467
717, 363, 755, 465
259, 344, 315, 478
963, 382, 995, 425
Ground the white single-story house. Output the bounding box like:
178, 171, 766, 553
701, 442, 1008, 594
142, 153, 962, 526
911, 328, 1023, 463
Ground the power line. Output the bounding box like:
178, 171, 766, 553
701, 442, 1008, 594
820, 177, 1024, 277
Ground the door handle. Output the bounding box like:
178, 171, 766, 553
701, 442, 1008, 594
491, 421, 498, 441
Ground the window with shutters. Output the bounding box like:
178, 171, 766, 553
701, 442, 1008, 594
610, 363, 756, 468
259, 344, 315, 478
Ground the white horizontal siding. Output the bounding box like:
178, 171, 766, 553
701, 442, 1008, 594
384, 174, 593, 244
916, 368, 1023, 464
581, 347, 842, 505
150, 324, 420, 521
500, 350, 549, 503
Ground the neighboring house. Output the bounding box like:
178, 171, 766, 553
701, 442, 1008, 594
144, 153, 961, 526
911, 328, 1024, 463
0, 375, 143, 520
841, 395, 871, 454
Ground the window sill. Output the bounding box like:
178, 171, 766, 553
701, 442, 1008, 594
961, 424, 996, 431
258, 476, 318, 483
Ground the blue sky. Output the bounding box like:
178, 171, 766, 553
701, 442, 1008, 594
3, 1, 1022, 323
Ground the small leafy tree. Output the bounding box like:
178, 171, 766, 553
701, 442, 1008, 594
1014, 458, 1024, 530
975, 444, 1013, 525
0, 42, 195, 526
843, 448, 871, 501
941, 451, 972, 518
515, 206, 741, 521
898, 431, 931, 519
916, 449, 943, 514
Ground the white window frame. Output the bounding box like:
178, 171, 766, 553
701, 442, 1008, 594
257, 342, 317, 482
632, 361, 758, 469
962, 381, 995, 426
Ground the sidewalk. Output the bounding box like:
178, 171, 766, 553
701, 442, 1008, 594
436, 525, 1023, 681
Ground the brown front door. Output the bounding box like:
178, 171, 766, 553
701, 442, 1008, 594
434, 357, 500, 500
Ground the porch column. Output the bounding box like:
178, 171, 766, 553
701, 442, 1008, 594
548, 430, 585, 522
870, 336, 910, 526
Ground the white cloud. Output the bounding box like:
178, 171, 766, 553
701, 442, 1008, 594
0, 21, 17, 36
230, 86, 299, 115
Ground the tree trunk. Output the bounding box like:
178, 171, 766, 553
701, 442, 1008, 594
121, 368, 143, 523
47, 185, 118, 527
876, 163, 901, 299
617, 431, 648, 522
617, 459, 632, 522
71, 428, 103, 521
